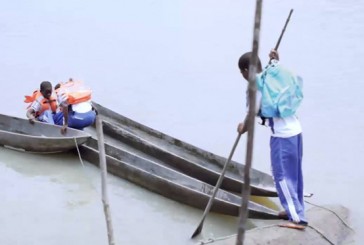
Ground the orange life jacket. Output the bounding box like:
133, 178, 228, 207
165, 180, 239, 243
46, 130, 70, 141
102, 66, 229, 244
24, 90, 58, 117
56, 80, 92, 105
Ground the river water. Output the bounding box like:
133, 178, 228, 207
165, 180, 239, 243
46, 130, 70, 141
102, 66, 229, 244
0, 0, 363, 244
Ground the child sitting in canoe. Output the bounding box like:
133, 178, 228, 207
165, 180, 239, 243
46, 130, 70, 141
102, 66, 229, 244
24, 81, 63, 125
54, 78, 97, 134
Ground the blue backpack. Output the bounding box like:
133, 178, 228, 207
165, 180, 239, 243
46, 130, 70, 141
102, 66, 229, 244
256, 61, 303, 118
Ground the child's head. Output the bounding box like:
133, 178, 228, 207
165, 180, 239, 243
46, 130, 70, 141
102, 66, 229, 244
238, 52, 262, 81
40, 81, 52, 99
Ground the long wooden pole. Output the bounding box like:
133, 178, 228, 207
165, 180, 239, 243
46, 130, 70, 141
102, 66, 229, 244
191, 133, 241, 238
96, 116, 116, 245
273, 9, 293, 51
235, 0, 263, 244
236, 7, 294, 245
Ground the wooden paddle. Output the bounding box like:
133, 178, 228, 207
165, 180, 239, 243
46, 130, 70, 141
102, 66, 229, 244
190, 8, 294, 239
191, 133, 242, 238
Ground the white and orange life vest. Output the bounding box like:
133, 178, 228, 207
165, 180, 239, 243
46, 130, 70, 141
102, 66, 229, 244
24, 90, 58, 117
56, 79, 92, 106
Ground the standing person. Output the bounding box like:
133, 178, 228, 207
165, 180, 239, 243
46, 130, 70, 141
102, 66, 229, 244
55, 78, 96, 134
237, 50, 307, 230
25, 81, 61, 125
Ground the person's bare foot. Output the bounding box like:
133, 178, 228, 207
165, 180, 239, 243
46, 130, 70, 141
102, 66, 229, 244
279, 221, 308, 230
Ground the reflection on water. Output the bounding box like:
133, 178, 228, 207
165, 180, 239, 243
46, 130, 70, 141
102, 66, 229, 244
0, 147, 98, 207
0, 147, 80, 178
250, 196, 280, 211
0, 146, 239, 244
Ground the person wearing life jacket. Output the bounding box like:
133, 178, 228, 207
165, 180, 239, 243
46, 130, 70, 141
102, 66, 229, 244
237, 50, 307, 230
25, 81, 61, 124
55, 78, 96, 134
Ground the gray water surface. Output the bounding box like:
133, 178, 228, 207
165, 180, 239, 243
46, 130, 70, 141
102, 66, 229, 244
1, 0, 363, 244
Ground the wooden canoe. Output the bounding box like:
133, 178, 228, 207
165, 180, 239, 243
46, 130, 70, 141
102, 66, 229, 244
0, 114, 91, 153
91, 102, 277, 196
78, 137, 279, 218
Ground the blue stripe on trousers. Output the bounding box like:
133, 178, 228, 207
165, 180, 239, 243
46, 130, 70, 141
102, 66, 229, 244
270, 133, 306, 223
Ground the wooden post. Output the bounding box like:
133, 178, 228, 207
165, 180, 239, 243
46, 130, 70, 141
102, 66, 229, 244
236, 0, 263, 244
96, 116, 116, 245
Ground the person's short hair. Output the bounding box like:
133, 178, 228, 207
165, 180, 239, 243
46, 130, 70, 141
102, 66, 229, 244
40, 81, 52, 91
238, 52, 262, 71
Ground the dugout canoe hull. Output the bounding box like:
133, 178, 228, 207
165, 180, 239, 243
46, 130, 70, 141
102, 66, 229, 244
78, 137, 279, 218
0, 114, 91, 153
91, 102, 277, 196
